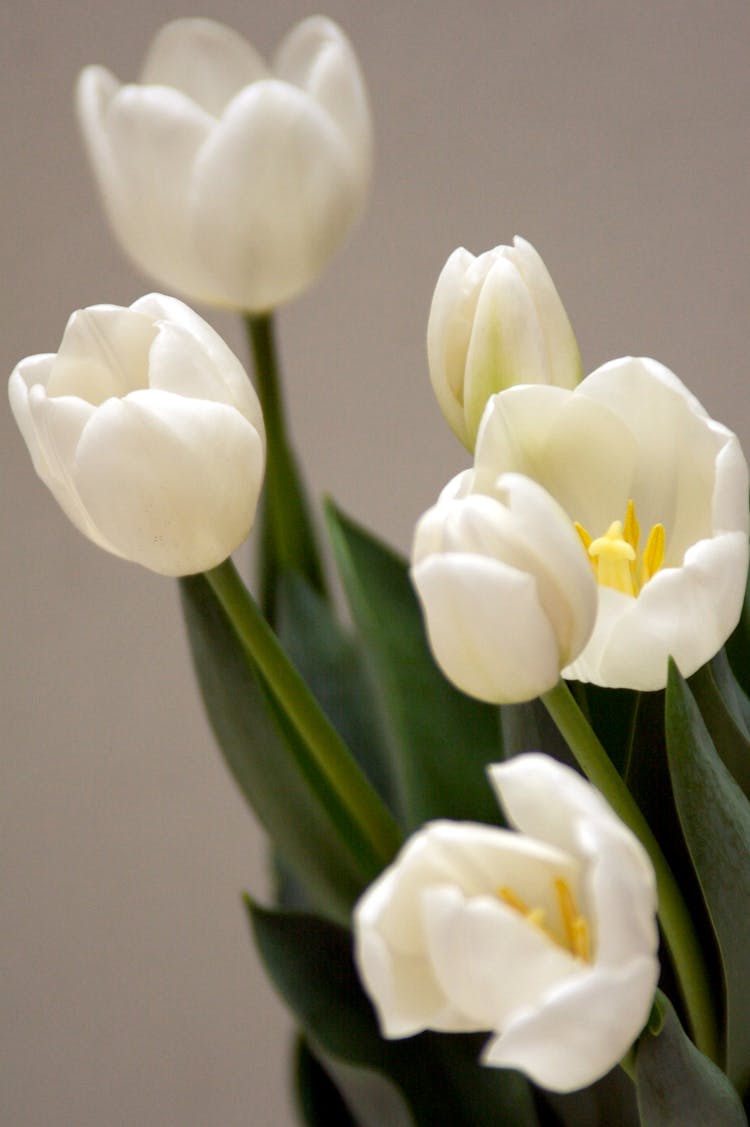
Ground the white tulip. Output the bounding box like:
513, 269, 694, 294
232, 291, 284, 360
411, 472, 597, 703
427, 238, 582, 450
77, 17, 372, 312
354, 753, 659, 1092
468, 356, 749, 690
9, 294, 265, 576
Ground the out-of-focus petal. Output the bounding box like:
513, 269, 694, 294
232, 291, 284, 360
140, 18, 269, 116
191, 80, 358, 311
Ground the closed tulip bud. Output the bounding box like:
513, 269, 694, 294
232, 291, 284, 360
77, 17, 372, 312
9, 294, 265, 576
427, 238, 582, 450
411, 471, 597, 703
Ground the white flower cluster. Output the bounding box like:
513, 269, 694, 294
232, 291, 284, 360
415, 239, 749, 696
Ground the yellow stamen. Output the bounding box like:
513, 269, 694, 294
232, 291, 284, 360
577, 500, 665, 597
498, 886, 531, 915
554, 877, 590, 963
498, 878, 591, 962
623, 499, 640, 588
641, 522, 665, 586
588, 521, 636, 596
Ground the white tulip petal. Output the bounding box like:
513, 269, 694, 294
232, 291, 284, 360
583, 531, 749, 689
72, 389, 263, 575
274, 16, 372, 182
464, 257, 548, 445
191, 81, 358, 311
46, 305, 156, 403
422, 885, 585, 1029
140, 18, 269, 116
9, 357, 56, 478
482, 955, 658, 1091
25, 388, 113, 548
427, 247, 482, 447
503, 237, 582, 389
355, 916, 457, 1037
713, 435, 750, 534
413, 554, 561, 703
489, 755, 616, 857
86, 84, 215, 300
580, 820, 658, 966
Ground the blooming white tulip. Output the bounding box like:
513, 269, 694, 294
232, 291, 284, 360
354, 753, 659, 1092
467, 356, 749, 690
411, 472, 597, 703
427, 238, 582, 450
9, 294, 265, 576
77, 17, 372, 312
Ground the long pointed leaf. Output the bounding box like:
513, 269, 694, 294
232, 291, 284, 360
179, 575, 365, 923
636, 992, 746, 1126
665, 663, 750, 1091
276, 572, 397, 813
325, 502, 502, 829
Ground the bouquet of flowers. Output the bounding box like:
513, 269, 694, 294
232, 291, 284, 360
10, 15, 750, 1126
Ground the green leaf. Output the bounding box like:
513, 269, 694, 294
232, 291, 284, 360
294, 1037, 360, 1127
179, 574, 365, 924
325, 501, 502, 829
248, 901, 539, 1127
636, 991, 747, 1126
689, 659, 750, 799
665, 663, 750, 1091
276, 571, 397, 813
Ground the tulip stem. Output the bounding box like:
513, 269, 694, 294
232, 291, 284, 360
541, 680, 719, 1064
205, 557, 402, 879
245, 313, 328, 620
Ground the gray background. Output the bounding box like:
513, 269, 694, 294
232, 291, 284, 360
2, 1, 749, 1124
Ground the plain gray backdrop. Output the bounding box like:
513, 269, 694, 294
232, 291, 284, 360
3, 1, 749, 1124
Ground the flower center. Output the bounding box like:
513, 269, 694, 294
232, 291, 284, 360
498, 877, 590, 962
575, 499, 665, 597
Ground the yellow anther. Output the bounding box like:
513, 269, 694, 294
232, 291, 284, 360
641, 523, 665, 586
498, 886, 531, 915
623, 498, 640, 554
573, 917, 591, 963
576, 500, 665, 598
554, 877, 591, 963
499, 879, 591, 962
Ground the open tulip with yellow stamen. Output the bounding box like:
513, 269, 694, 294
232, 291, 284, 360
353, 753, 660, 1093
466, 356, 749, 691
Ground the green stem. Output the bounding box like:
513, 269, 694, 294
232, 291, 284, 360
205, 558, 402, 879
245, 313, 327, 617
541, 680, 719, 1064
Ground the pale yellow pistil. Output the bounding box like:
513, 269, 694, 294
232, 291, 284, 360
576, 499, 665, 597
498, 877, 591, 962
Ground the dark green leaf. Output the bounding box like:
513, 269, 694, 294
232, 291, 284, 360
636, 991, 746, 1126
179, 574, 365, 924
325, 502, 502, 829
248, 901, 539, 1127
294, 1037, 360, 1127
689, 659, 750, 799
276, 571, 397, 813
665, 663, 750, 1091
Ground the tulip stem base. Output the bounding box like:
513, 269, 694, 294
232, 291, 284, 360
541, 680, 719, 1064
245, 313, 327, 619
205, 557, 401, 879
